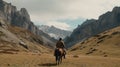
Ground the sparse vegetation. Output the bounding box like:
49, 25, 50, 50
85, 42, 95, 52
81, 41, 85, 44
111, 31, 120, 35
93, 34, 101, 37
104, 55, 108, 57
98, 35, 109, 40
97, 40, 103, 43
70, 47, 78, 51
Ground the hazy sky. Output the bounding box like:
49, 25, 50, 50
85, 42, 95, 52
4, 0, 120, 30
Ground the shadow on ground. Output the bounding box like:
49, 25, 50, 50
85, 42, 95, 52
38, 63, 57, 66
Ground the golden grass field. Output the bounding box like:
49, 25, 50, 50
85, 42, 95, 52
0, 52, 120, 67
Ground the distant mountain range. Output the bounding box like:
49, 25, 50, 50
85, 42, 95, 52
37, 25, 72, 39
65, 7, 120, 48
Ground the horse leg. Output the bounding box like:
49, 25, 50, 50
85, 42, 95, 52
60, 56, 62, 63
56, 56, 61, 65
58, 56, 60, 65
55, 56, 58, 65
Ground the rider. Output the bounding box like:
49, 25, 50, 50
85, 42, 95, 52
55, 38, 66, 59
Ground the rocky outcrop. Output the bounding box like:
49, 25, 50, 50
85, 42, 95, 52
65, 7, 120, 48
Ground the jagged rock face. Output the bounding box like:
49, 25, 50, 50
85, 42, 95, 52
65, 19, 98, 47
0, 0, 37, 34
0, 1, 17, 22
0, 0, 56, 47
0, 0, 5, 19
0, 0, 4, 11
65, 7, 120, 48
71, 19, 97, 40
98, 7, 120, 31
0, 0, 46, 36
11, 8, 35, 32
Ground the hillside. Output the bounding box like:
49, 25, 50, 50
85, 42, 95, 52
69, 26, 120, 58
0, 19, 51, 53
65, 7, 120, 48
38, 25, 71, 39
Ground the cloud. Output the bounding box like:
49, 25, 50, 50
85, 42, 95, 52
46, 21, 71, 30
5, 0, 120, 20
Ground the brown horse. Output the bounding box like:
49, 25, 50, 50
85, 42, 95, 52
54, 48, 64, 65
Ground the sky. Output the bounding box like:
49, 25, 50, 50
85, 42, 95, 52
4, 0, 120, 31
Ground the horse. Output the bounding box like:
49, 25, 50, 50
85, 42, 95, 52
54, 48, 64, 65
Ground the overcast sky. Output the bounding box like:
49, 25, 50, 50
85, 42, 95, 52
4, 0, 120, 30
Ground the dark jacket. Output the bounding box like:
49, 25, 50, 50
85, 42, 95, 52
56, 41, 65, 48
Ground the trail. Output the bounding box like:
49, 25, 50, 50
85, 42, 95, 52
0, 52, 120, 67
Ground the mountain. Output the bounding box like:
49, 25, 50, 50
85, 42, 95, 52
37, 25, 72, 39
69, 26, 120, 58
0, 18, 52, 53
65, 7, 120, 48
0, 0, 56, 48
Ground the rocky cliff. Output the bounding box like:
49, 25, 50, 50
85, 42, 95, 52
0, 0, 38, 34
0, 0, 56, 47
65, 7, 120, 48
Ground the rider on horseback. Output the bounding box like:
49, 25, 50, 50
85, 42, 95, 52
55, 38, 66, 59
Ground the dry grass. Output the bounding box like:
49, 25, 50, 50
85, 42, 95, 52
69, 26, 120, 58
0, 52, 120, 67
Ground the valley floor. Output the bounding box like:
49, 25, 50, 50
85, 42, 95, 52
0, 52, 120, 67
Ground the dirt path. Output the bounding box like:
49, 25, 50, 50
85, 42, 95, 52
0, 53, 120, 67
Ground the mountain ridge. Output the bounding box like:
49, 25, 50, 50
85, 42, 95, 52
65, 6, 120, 48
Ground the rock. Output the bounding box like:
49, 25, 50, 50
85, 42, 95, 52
0, 19, 8, 29
19, 41, 28, 49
